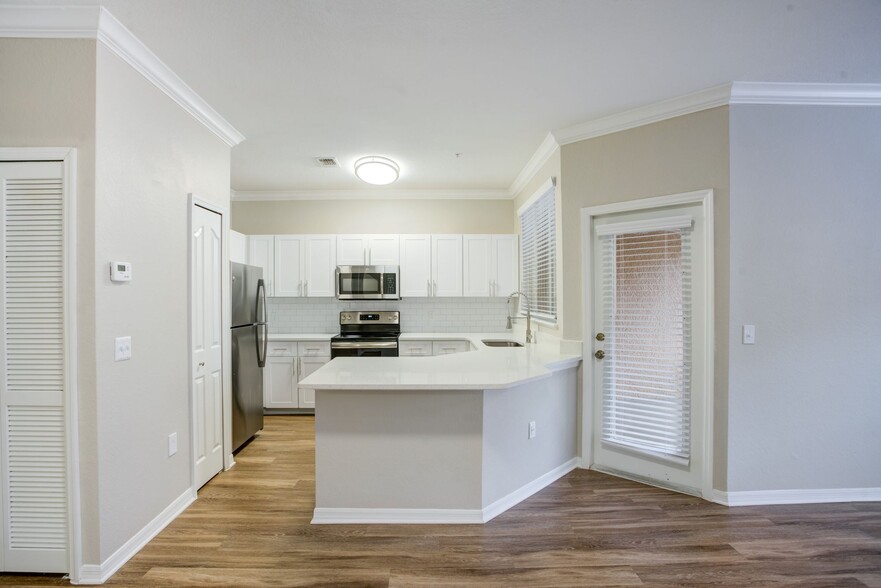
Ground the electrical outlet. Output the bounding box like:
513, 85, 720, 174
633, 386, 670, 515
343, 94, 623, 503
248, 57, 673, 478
168, 432, 177, 457
528, 421, 536, 439
114, 336, 132, 361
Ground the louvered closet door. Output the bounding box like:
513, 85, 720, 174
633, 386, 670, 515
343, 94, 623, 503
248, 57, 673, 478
591, 202, 708, 496
0, 161, 68, 572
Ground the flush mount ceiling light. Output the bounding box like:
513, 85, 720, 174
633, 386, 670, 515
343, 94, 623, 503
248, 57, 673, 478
354, 156, 399, 185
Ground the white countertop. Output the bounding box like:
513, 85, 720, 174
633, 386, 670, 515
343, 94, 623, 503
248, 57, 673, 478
299, 332, 581, 391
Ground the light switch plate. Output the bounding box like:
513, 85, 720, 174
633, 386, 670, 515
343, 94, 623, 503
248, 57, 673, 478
115, 336, 132, 361
168, 432, 177, 457
742, 325, 756, 345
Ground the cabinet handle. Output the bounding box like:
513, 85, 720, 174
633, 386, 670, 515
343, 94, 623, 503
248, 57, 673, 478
368, 247, 372, 265
433, 280, 437, 296
427, 279, 431, 297
305, 280, 308, 297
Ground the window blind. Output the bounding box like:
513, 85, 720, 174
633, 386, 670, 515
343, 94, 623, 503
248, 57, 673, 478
600, 227, 692, 461
519, 185, 556, 322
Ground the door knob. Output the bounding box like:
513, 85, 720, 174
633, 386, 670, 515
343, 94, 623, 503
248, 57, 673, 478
198, 361, 205, 367
594, 350, 605, 360
595, 332, 605, 341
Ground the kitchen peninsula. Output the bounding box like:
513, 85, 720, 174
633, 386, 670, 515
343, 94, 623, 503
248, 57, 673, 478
300, 334, 581, 524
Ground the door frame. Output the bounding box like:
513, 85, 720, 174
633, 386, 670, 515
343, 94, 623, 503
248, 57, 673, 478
187, 194, 232, 498
580, 189, 715, 499
0, 148, 80, 580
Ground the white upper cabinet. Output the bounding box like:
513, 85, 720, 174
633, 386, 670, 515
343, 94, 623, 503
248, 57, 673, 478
336, 234, 400, 265
248, 235, 275, 296
462, 234, 519, 297
274, 235, 305, 297
399, 234, 432, 297
275, 235, 336, 297
431, 234, 463, 297
463, 235, 492, 297
230, 230, 248, 264
304, 235, 336, 297
491, 234, 519, 297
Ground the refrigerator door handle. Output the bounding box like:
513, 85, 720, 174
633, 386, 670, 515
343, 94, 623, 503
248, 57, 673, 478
256, 323, 268, 368
256, 278, 267, 324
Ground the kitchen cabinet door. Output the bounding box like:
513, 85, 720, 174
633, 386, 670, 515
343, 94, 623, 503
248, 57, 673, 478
336, 235, 369, 265
230, 229, 248, 264
264, 355, 298, 409
491, 234, 519, 297
304, 235, 336, 297
433, 340, 471, 355
298, 356, 329, 409
431, 234, 463, 297
368, 234, 400, 265
274, 235, 305, 297
248, 235, 275, 295
399, 234, 432, 297
463, 234, 492, 297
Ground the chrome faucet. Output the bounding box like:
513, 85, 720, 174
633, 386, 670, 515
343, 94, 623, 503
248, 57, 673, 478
506, 291, 535, 343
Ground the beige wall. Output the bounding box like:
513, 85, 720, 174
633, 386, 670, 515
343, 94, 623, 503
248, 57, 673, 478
0, 38, 101, 564
560, 107, 730, 490
94, 44, 231, 561
231, 198, 515, 234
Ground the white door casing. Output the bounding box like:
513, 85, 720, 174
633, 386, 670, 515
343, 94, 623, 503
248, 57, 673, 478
0, 161, 69, 573
582, 190, 714, 499
192, 204, 224, 490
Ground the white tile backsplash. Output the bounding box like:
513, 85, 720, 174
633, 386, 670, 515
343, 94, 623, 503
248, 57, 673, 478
267, 297, 510, 333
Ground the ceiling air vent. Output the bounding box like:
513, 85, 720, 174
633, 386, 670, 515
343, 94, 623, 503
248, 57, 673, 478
314, 157, 339, 168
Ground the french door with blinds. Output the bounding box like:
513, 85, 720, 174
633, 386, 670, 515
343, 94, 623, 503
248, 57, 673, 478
0, 161, 69, 572
591, 200, 709, 495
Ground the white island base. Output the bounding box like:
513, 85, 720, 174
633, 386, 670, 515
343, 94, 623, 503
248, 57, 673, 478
312, 364, 578, 524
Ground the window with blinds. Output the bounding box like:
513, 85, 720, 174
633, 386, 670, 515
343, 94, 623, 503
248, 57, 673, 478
519, 184, 556, 322
599, 224, 692, 461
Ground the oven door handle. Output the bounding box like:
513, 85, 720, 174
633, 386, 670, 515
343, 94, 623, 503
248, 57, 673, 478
331, 341, 398, 349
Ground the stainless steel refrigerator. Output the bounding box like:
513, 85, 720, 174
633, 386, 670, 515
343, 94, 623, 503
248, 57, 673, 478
231, 262, 267, 451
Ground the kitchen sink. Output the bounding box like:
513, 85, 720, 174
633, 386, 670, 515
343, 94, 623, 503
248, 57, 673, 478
482, 339, 524, 348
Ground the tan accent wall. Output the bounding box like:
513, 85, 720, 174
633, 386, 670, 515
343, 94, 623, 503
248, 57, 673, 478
0, 38, 101, 564
231, 198, 516, 235
561, 107, 730, 490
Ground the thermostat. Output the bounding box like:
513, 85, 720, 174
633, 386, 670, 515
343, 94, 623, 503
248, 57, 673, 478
110, 261, 132, 282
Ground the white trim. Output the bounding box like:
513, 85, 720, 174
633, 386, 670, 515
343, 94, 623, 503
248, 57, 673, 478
481, 458, 578, 522
312, 458, 578, 525
553, 84, 732, 146
515, 177, 556, 217
0, 6, 244, 147
0, 147, 81, 583
231, 188, 511, 201
508, 133, 559, 197
74, 489, 195, 585
712, 487, 881, 507
593, 214, 693, 236
581, 189, 715, 501
729, 81, 881, 106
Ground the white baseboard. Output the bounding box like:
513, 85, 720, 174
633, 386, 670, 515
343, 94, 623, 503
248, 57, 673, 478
482, 457, 579, 522
312, 457, 579, 525
713, 487, 881, 507
74, 488, 196, 585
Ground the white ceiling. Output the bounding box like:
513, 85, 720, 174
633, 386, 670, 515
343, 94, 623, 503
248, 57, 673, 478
9, 0, 881, 195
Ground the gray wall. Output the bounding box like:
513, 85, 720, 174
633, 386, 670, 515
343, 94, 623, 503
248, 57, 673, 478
727, 104, 881, 492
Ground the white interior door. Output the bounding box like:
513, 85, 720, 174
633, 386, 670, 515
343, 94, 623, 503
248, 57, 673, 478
590, 200, 709, 496
0, 161, 69, 572
192, 205, 224, 489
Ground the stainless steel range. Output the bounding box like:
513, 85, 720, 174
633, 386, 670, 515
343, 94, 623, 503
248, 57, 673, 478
330, 311, 400, 358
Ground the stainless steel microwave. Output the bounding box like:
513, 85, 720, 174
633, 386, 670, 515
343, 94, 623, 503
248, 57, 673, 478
335, 265, 400, 300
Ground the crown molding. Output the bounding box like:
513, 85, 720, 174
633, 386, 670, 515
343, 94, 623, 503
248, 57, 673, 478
730, 81, 881, 106
231, 188, 512, 202
552, 84, 732, 146
0, 5, 245, 147
508, 132, 559, 197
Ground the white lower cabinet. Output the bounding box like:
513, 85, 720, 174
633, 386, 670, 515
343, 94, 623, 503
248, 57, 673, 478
264, 340, 329, 411
400, 339, 471, 356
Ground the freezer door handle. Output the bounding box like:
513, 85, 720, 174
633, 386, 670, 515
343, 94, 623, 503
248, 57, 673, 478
256, 324, 268, 367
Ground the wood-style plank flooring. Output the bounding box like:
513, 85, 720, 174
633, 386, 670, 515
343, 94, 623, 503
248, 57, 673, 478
3, 415, 881, 586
